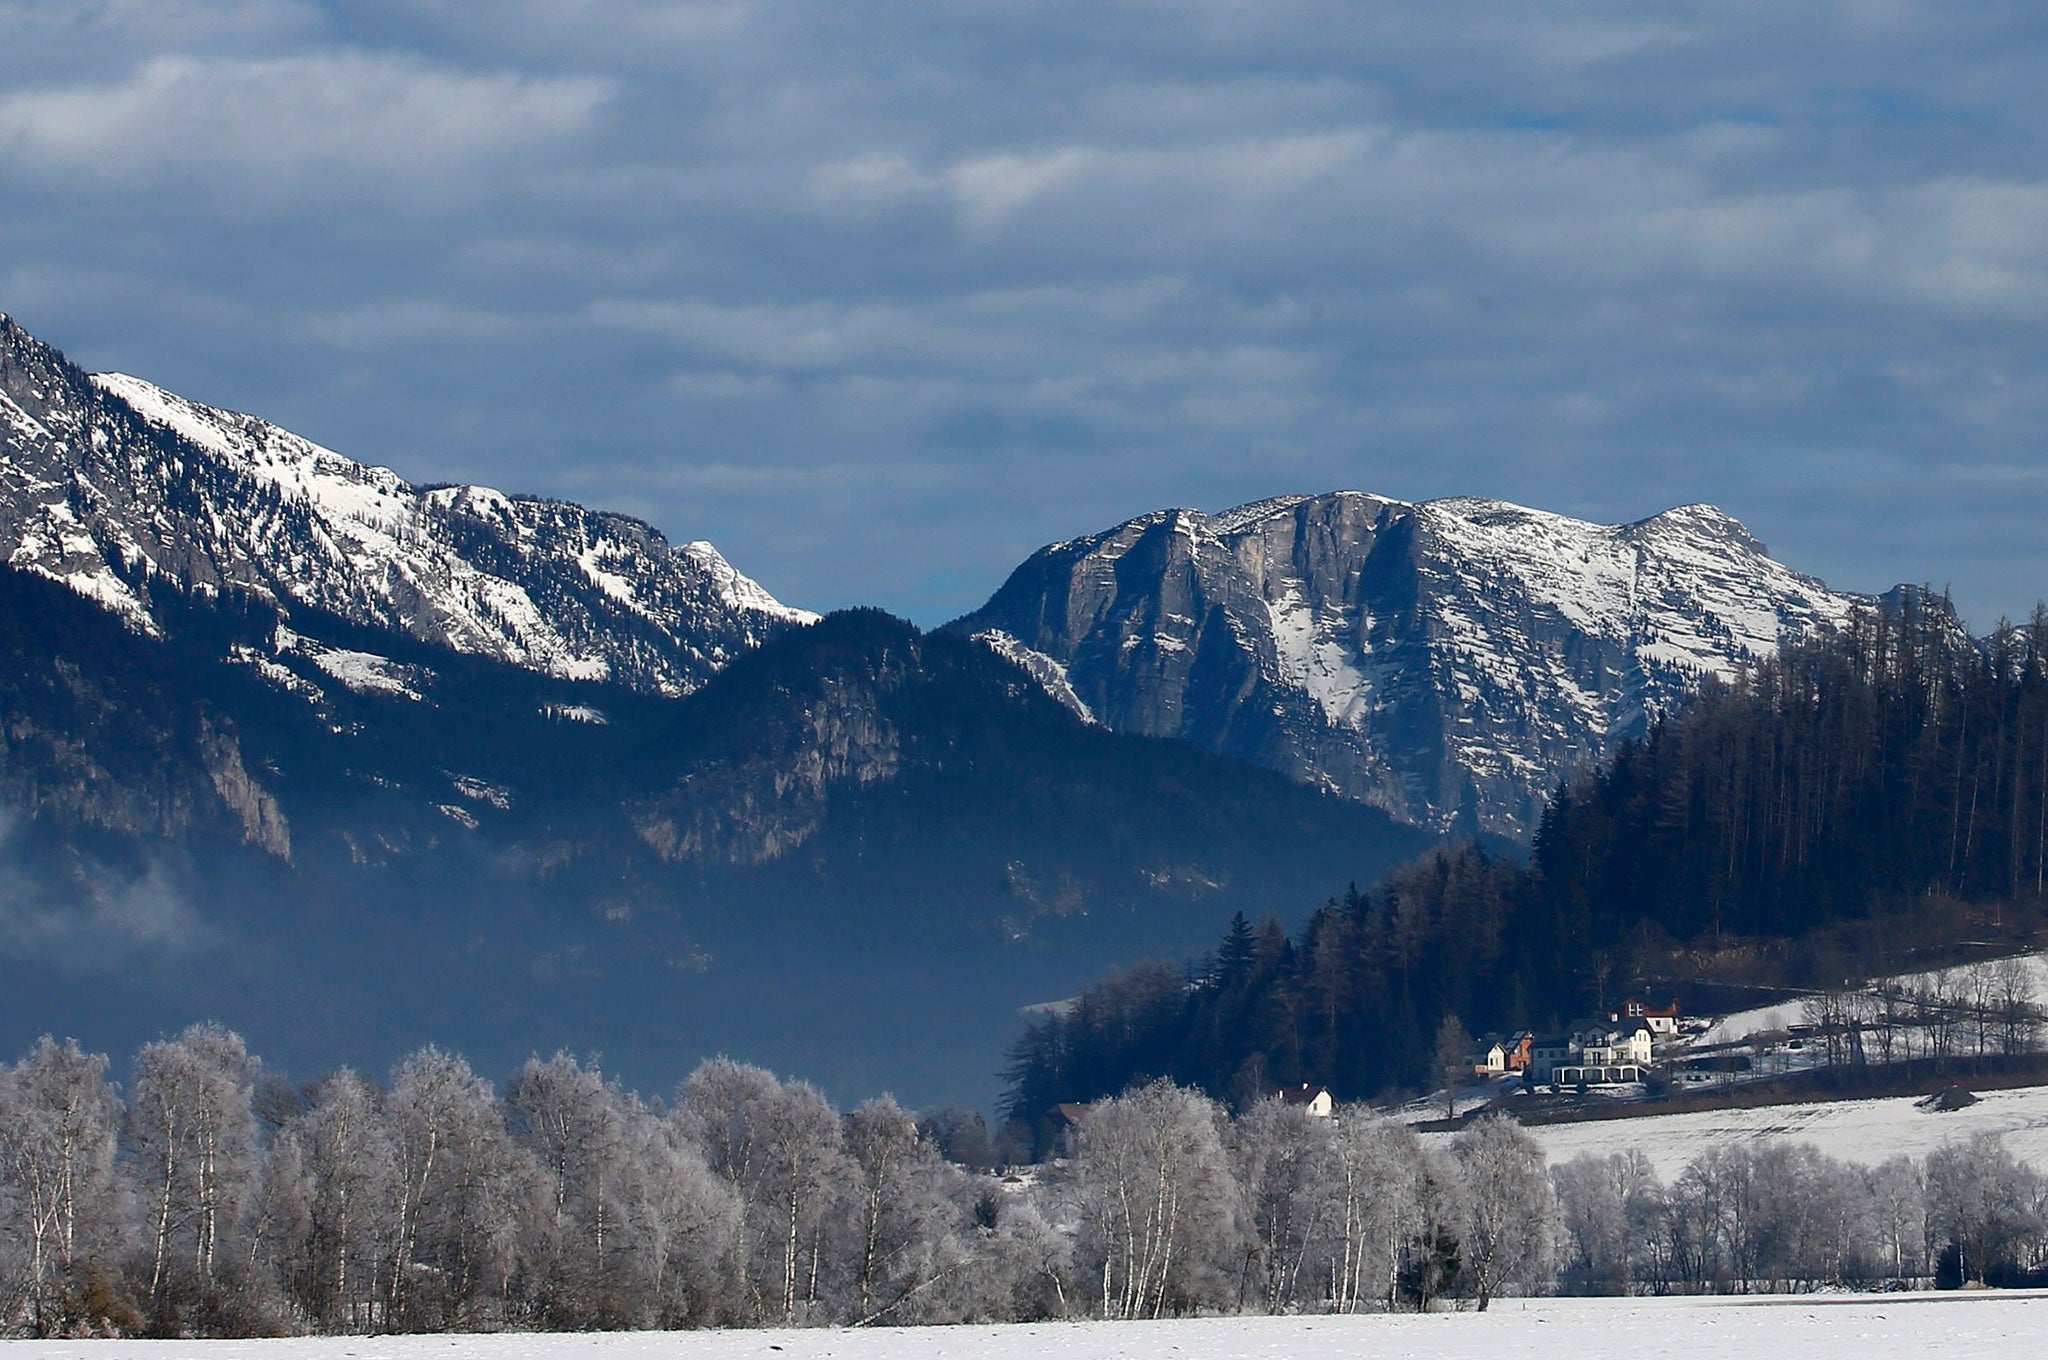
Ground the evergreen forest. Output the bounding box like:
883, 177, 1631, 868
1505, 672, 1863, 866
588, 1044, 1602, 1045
1005, 596, 2048, 1115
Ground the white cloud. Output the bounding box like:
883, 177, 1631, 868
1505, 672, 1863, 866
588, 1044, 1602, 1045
382, 0, 753, 63
301, 300, 524, 347
0, 51, 610, 202
0, 0, 325, 69
589, 297, 1026, 372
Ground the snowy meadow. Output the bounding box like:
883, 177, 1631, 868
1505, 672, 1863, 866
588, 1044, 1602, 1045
9, 1293, 2048, 1360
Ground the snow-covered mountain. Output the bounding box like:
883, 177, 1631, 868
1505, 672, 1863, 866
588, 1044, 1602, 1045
0, 313, 813, 696
954, 492, 1866, 838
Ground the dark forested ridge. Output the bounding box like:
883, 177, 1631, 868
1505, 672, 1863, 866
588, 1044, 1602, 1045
0, 566, 1428, 1111
1007, 593, 2048, 1115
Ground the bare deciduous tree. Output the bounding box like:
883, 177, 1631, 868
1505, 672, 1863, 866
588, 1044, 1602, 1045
0, 1037, 120, 1335
1445, 1115, 1555, 1309
1071, 1081, 1242, 1319
126, 1023, 259, 1325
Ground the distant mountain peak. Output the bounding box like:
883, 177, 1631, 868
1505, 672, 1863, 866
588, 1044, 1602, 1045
955, 488, 1864, 838
0, 315, 814, 697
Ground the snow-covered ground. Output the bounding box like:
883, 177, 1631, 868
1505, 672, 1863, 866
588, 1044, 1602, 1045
1497, 1083, 2048, 1181
14, 1293, 2048, 1360
1697, 951, 2048, 1046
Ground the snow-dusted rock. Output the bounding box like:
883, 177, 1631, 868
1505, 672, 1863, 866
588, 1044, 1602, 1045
0, 313, 814, 697
956, 491, 1864, 838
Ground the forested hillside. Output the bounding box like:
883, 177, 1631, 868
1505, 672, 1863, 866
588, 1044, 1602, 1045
1007, 594, 2048, 1113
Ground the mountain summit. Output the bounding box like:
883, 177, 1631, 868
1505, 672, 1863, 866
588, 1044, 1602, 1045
0, 313, 813, 697
953, 491, 1863, 837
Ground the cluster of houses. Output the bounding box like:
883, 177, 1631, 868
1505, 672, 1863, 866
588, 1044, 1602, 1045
1039, 998, 1696, 1150
1467, 998, 1683, 1090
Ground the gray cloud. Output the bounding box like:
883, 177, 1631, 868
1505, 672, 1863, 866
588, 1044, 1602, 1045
2, 1, 2046, 626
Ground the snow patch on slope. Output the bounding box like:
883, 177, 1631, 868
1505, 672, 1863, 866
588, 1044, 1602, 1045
976, 630, 1095, 723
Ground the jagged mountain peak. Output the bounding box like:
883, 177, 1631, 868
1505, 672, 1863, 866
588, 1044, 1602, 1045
0, 314, 814, 698
955, 488, 1868, 838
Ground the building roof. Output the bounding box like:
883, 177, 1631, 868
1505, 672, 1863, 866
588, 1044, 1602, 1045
1276, 1083, 1331, 1106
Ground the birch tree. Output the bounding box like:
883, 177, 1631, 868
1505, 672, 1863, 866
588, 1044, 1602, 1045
838, 1095, 970, 1325
1232, 1095, 1332, 1312
505, 1052, 652, 1326
125, 1023, 259, 1325
274, 1070, 397, 1331
1445, 1115, 1555, 1309
679, 1059, 848, 1324
0, 1038, 120, 1335
383, 1047, 529, 1330
1071, 1081, 1242, 1319
1321, 1107, 1426, 1311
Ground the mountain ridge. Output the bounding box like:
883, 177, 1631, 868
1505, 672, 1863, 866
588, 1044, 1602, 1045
0, 313, 813, 698
953, 489, 1867, 838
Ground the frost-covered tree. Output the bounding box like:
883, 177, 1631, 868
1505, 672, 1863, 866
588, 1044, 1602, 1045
1926, 1134, 2043, 1285
1445, 1115, 1554, 1309
1071, 1081, 1243, 1319
837, 1095, 971, 1324
1553, 1149, 1662, 1295
966, 1192, 1073, 1321
1232, 1095, 1333, 1312
382, 1047, 531, 1330
1320, 1107, 1427, 1311
505, 1052, 665, 1327
678, 1059, 848, 1324
636, 1112, 740, 1327
271, 1069, 398, 1331
125, 1023, 260, 1326
0, 1037, 122, 1335
1865, 1154, 1927, 1283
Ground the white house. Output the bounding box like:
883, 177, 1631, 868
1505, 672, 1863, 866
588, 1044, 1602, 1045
1527, 1021, 1655, 1087
1468, 1040, 1508, 1075
1277, 1084, 1335, 1118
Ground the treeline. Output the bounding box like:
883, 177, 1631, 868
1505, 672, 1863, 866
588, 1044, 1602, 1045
1007, 597, 2048, 1111
4, 1025, 2043, 1338
0, 1027, 1022, 1338
1553, 1134, 2047, 1292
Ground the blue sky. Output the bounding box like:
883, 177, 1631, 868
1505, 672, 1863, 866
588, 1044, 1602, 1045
4, 1, 2047, 627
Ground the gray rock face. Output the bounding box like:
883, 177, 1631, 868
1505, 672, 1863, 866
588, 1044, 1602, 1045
954, 491, 1864, 838
0, 313, 813, 696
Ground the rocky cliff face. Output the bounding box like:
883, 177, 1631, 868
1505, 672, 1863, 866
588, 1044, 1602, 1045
954, 492, 1865, 838
0, 313, 813, 697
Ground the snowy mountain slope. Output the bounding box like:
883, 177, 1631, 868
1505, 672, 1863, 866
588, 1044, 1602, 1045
955, 491, 1865, 837
0, 314, 813, 696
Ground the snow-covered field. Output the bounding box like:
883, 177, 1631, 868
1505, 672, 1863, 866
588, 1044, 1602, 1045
1503, 1083, 2048, 1181
1697, 952, 2048, 1046
13, 1293, 2048, 1360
